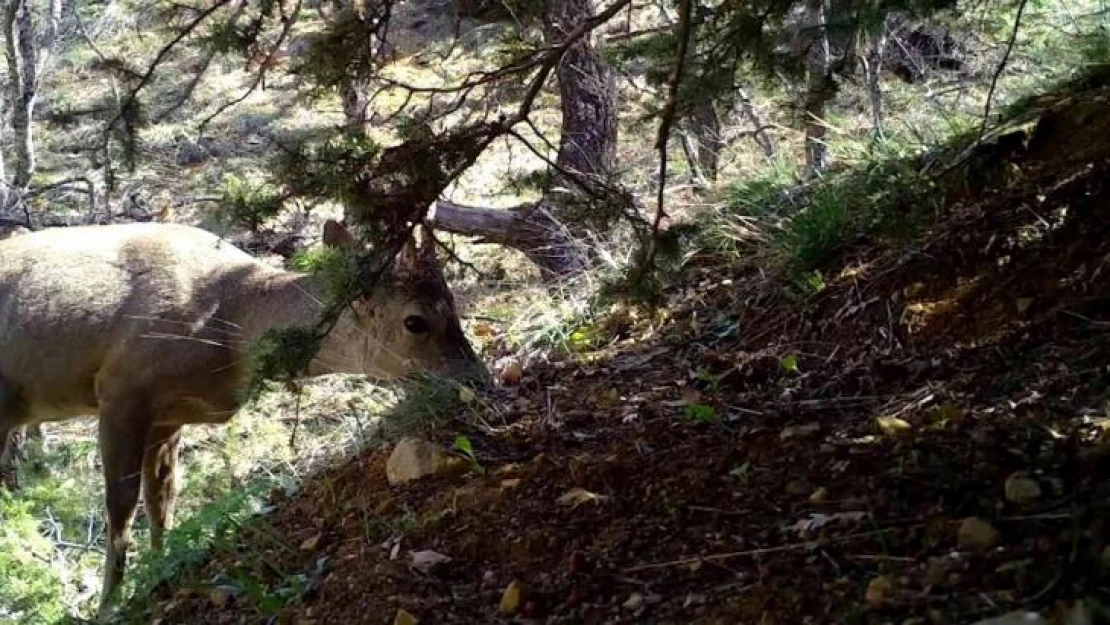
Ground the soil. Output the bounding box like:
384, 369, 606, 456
133, 75, 1110, 625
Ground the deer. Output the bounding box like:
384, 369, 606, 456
0, 218, 486, 618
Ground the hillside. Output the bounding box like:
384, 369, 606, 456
111, 69, 1110, 624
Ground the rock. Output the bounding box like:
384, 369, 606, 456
208, 584, 239, 608
393, 608, 419, 625
876, 415, 913, 437
865, 575, 894, 608
958, 517, 999, 551
622, 592, 645, 611
499, 580, 524, 615
809, 487, 829, 503
386, 437, 466, 485
1004, 472, 1042, 504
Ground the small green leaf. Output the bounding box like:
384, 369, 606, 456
781, 354, 799, 373
453, 435, 474, 457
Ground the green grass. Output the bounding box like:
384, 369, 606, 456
0, 375, 394, 623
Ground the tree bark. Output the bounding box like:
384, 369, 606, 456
802, 0, 831, 178
5, 0, 38, 190
543, 0, 617, 191
1, 0, 61, 214
680, 102, 723, 184
863, 16, 889, 137
432, 0, 620, 277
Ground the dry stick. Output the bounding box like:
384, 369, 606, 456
976, 0, 1030, 145
623, 528, 902, 573
638, 0, 694, 278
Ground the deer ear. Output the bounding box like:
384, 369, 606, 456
322, 219, 355, 250
418, 223, 438, 265
395, 234, 419, 271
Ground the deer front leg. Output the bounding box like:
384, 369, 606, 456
142, 425, 182, 553
96, 398, 152, 620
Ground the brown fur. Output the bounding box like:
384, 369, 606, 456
0, 219, 483, 616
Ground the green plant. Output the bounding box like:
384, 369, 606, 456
217, 173, 286, 232
452, 435, 485, 474
685, 403, 720, 424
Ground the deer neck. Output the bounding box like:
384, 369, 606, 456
236, 269, 361, 376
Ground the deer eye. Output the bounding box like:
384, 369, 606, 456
404, 315, 429, 334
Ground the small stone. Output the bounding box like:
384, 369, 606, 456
393, 608, 418, 625
865, 575, 895, 608
385, 437, 466, 485
499, 581, 524, 615
622, 592, 644, 611
958, 517, 999, 551
1004, 472, 1042, 505
208, 585, 238, 608
809, 487, 829, 503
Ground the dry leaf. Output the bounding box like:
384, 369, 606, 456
499, 581, 524, 615
557, 487, 608, 507
300, 533, 321, 551
875, 415, 913, 437
865, 575, 894, 608
458, 386, 476, 403
410, 549, 451, 574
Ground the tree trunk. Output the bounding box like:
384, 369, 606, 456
432, 0, 620, 277
543, 0, 617, 191
680, 102, 723, 185
341, 78, 369, 137
802, 0, 831, 178
2, 0, 60, 214
863, 17, 889, 137
5, 0, 38, 190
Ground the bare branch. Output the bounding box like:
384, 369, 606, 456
977, 0, 1029, 144
638, 0, 693, 276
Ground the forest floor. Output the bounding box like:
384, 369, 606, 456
114, 70, 1110, 625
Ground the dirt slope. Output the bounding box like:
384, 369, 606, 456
133, 75, 1110, 625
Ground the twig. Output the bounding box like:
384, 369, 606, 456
53, 540, 105, 555
197, 0, 302, 136
101, 0, 237, 148
623, 528, 902, 572
638, 0, 693, 278
977, 0, 1030, 144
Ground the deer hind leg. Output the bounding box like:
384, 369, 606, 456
96, 396, 153, 619
142, 424, 182, 553
0, 376, 31, 490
